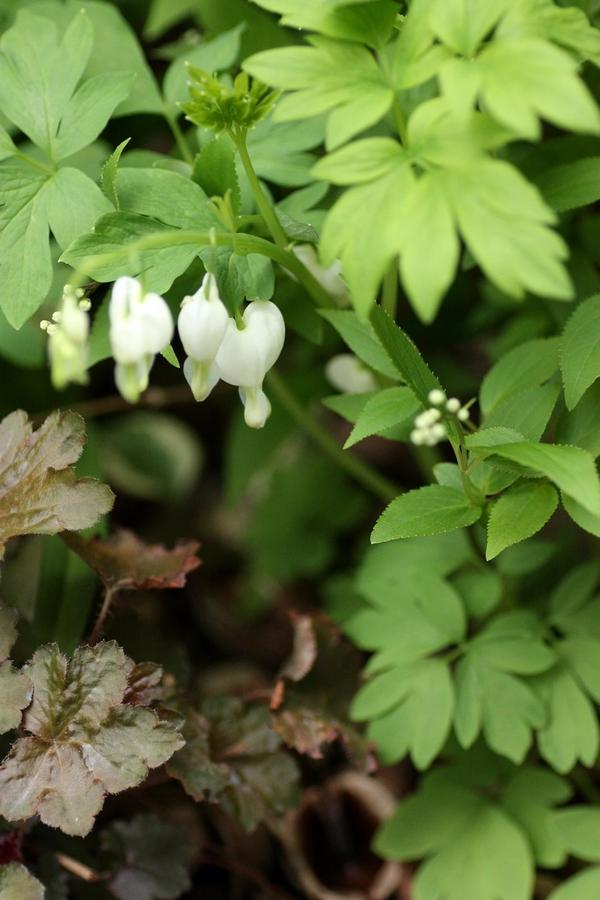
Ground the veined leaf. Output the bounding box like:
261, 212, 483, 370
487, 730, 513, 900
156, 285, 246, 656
344, 386, 420, 448
486, 481, 558, 560
372, 485, 482, 544
560, 294, 600, 409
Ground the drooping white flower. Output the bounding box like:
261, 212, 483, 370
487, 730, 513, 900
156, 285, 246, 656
109, 276, 174, 404
292, 244, 349, 303
216, 300, 285, 429
178, 273, 229, 401
325, 354, 377, 395
41, 285, 90, 390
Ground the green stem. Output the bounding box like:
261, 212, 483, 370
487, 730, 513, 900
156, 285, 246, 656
231, 129, 288, 248
267, 370, 399, 503
382, 261, 398, 319
69, 228, 335, 308
164, 111, 194, 166
392, 96, 407, 145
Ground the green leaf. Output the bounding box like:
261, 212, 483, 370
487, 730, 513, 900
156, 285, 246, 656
347, 570, 465, 767
0, 9, 93, 157
475, 38, 600, 140
38, 0, 162, 116
320, 164, 413, 315
483, 384, 560, 442
375, 767, 536, 900
561, 294, 600, 409
55, 72, 134, 159
550, 868, 600, 900
322, 392, 375, 424
480, 338, 559, 415
0, 864, 44, 900
345, 387, 420, 448
444, 159, 572, 304
101, 814, 195, 900
192, 134, 241, 212
164, 25, 245, 113
0, 642, 183, 836
45, 166, 111, 249
558, 382, 600, 458
395, 170, 461, 322
537, 157, 600, 212
470, 441, 600, 517
0, 606, 32, 734
248, 114, 326, 187
454, 611, 554, 762
486, 481, 559, 560
312, 137, 405, 185
319, 309, 399, 378
498, 0, 600, 65
100, 138, 130, 209
370, 307, 443, 404
0, 410, 114, 559
167, 697, 300, 831
553, 807, 600, 862
452, 568, 502, 618
252, 0, 398, 48
372, 486, 482, 544
429, 0, 511, 57
534, 665, 599, 772
245, 37, 394, 149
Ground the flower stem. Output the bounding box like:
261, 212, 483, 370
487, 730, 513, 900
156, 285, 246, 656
89, 586, 118, 645
164, 110, 195, 166
231, 129, 288, 248
267, 370, 399, 502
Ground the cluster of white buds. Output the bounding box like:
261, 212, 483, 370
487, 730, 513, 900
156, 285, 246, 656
41, 286, 91, 390
410, 389, 471, 446
325, 353, 377, 394
177, 274, 285, 429
109, 277, 174, 404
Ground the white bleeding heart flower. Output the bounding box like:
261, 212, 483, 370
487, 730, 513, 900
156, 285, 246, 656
42, 285, 91, 390
292, 244, 348, 303
178, 273, 229, 401
109, 276, 174, 404
325, 353, 377, 394
216, 300, 285, 429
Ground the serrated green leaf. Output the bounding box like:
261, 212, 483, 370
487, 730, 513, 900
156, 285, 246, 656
100, 137, 130, 209
558, 382, 600, 458
370, 307, 442, 404
192, 134, 241, 212
470, 441, 600, 516
480, 338, 560, 415
372, 485, 482, 543
561, 294, 600, 409
344, 386, 420, 448
320, 309, 399, 378
484, 384, 559, 441
486, 481, 558, 560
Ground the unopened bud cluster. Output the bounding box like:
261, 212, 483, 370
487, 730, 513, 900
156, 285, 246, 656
43, 275, 285, 430
410, 390, 471, 446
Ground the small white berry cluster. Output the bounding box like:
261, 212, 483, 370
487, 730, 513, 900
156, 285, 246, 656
410, 389, 471, 447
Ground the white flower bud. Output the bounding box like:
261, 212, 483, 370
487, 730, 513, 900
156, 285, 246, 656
458, 407, 470, 422
325, 354, 377, 394
178, 273, 229, 401
293, 244, 348, 302
216, 300, 285, 428
109, 276, 174, 403
45, 287, 90, 390
446, 397, 461, 413
428, 389, 446, 406
410, 429, 425, 446
430, 423, 447, 441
